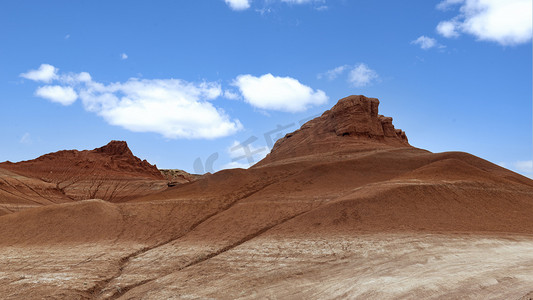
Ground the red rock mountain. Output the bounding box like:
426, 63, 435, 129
3, 140, 163, 180
0, 141, 167, 205
258, 95, 409, 165
0, 95, 532, 299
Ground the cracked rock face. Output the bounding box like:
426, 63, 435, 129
257, 95, 410, 166
329, 95, 408, 142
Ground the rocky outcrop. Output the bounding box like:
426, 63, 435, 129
94, 140, 134, 156
329, 95, 408, 142
256, 95, 410, 165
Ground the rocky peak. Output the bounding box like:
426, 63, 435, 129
255, 95, 410, 166
94, 141, 134, 157
328, 95, 408, 142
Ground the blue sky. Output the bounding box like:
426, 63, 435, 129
1, 0, 532, 177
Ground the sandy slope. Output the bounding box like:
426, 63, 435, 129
0, 147, 531, 299
0, 167, 70, 215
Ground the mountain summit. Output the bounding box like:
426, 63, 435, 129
94, 140, 135, 157
327, 95, 408, 143
259, 95, 410, 165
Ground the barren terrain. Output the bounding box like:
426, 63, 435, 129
0, 95, 532, 299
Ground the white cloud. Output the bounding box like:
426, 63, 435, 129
20, 64, 58, 82
436, 0, 532, 45
411, 35, 438, 49
23, 64, 243, 139
80, 79, 242, 139
317, 65, 348, 80
436, 20, 460, 38
348, 63, 379, 87
225, 0, 251, 10
318, 63, 379, 87
233, 73, 328, 112
59, 72, 92, 85
223, 90, 240, 100
121, 53, 128, 60
35, 85, 78, 105
436, 0, 464, 10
